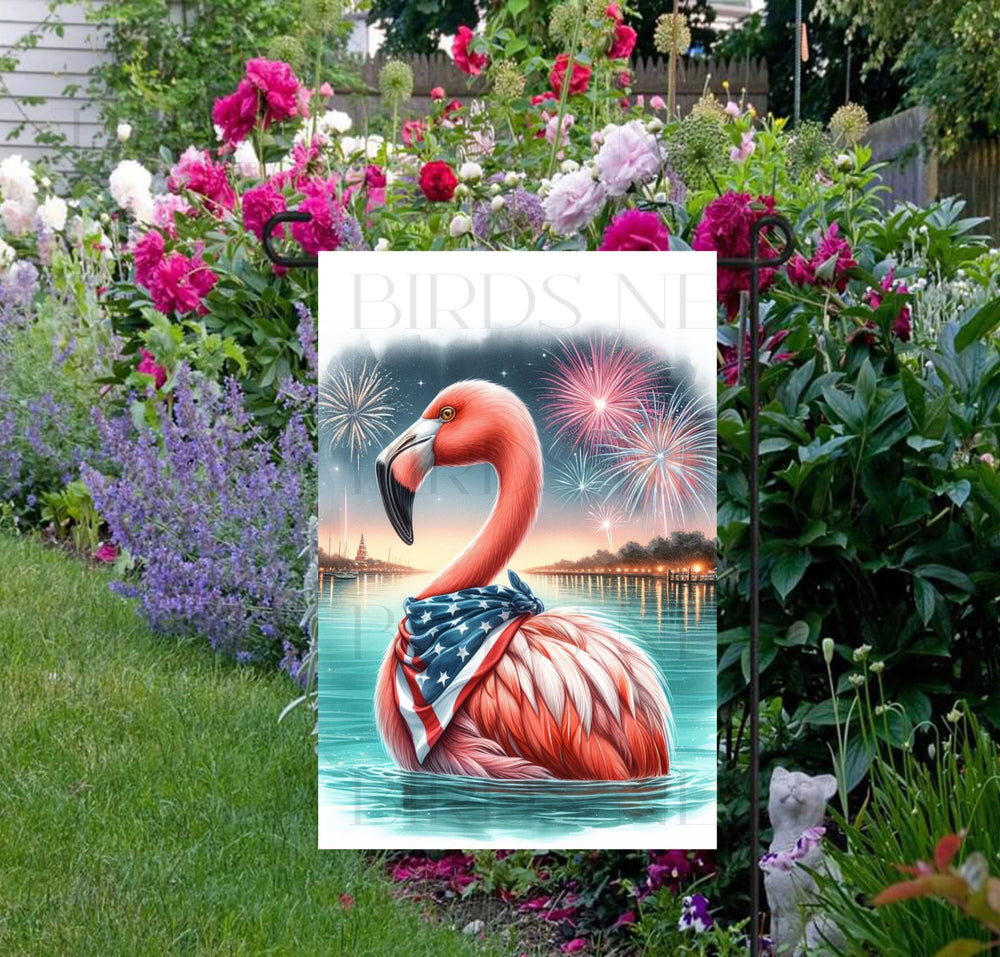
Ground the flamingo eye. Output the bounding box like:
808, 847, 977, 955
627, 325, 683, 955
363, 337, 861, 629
439, 406, 456, 422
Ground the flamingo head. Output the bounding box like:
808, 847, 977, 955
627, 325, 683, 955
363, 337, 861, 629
375, 379, 538, 545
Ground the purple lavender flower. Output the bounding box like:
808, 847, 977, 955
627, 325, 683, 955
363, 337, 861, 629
82, 364, 317, 662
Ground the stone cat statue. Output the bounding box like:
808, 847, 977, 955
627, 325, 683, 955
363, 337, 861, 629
763, 767, 846, 956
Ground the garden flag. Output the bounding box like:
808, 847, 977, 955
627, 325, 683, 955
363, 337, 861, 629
317, 251, 718, 849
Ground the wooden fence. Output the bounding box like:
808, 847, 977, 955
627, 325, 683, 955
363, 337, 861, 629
337, 52, 768, 128
865, 106, 1000, 236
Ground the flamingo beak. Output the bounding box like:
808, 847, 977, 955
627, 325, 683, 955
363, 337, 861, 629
375, 417, 440, 545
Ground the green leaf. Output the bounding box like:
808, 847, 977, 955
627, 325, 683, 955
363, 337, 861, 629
770, 550, 811, 602
856, 358, 877, 408
933, 941, 986, 957
783, 620, 811, 646
914, 576, 938, 626
954, 296, 1000, 352
915, 564, 974, 593
906, 435, 942, 451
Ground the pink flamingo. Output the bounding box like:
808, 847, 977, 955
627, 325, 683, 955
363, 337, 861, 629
374, 380, 672, 780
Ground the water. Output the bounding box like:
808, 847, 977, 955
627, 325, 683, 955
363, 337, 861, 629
318, 572, 717, 848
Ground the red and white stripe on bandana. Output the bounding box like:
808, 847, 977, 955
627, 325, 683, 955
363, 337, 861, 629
393, 570, 544, 763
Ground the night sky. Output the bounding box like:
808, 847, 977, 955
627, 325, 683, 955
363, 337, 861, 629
318, 328, 716, 574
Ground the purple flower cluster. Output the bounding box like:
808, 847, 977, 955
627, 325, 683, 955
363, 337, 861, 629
473, 187, 545, 244
82, 365, 317, 660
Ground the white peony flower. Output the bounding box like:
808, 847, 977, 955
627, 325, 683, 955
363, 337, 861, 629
0, 154, 37, 204
503, 171, 519, 187
0, 235, 15, 275
37, 195, 68, 231
109, 160, 153, 219
117, 122, 133, 143
459, 161, 483, 183
490, 195, 505, 212
319, 109, 352, 135
560, 159, 580, 174
542, 167, 606, 235
374, 237, 390, 251
449, 213, 472, 237
232, 140, 260, 177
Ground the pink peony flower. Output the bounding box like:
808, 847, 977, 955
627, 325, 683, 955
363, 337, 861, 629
167, 147, 236, 213
650, 94, 666, 110
550, 54, 591, 95
730, 130, 756, 163
152, 193, 192, 234
532, 91, 558, 107
212, 58, 304, 145
608, 23, 637, 59
365, 165, 386, 189
241, 182, 286, 241
452, 26, 488, 76
545, 112, 575, 148
430, 86, 446, 100
692, 192, 778, 317
606, 3, 622, 22
599, 208, 670, 251
595, 120, 662, 196
543, 167, 607, 235
148, 250, 218, 315
133, 230, 165, 288
136, 348, 167, 389
402, 119, 426, 146
560, 940, 587, 955
94, 542, 119, 563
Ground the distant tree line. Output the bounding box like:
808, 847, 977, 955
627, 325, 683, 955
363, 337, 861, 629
548, 530, 717, 570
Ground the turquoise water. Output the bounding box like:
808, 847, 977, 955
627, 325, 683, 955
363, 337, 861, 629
318, 573, 717, 848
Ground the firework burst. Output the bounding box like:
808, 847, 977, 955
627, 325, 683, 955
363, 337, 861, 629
320, 359, 395, 465
552, 449, 609, 504
600, 390, 715, 536
540, 336, 662, 450
588, 502, 625, 550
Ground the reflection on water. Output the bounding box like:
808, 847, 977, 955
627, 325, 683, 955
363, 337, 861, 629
318, 572, 716, 847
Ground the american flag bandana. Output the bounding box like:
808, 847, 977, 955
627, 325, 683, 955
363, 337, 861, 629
394, 570, 544, 763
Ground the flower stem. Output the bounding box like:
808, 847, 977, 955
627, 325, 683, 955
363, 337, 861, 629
546, 2, 585, 179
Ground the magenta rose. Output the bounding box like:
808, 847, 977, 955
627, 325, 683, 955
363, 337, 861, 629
599, 208, 670, 251
419, 161, 459, 202
549, 54, 591, 95
452, 26, 488, 76
608, 23, 637, 59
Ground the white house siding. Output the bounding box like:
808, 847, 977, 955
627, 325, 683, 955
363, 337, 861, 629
0, 0, 111, 164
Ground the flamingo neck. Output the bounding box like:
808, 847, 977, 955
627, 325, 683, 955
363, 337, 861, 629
417, 437, 543, 599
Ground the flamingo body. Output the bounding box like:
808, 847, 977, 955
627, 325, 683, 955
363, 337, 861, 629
374, 379, 672, 781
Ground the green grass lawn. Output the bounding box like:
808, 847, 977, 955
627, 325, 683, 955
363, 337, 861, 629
0, 534, 499, 956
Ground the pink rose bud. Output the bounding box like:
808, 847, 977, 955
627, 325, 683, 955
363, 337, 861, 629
430, 86, 446, 100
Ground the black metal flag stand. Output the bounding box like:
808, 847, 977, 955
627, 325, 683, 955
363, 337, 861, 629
261, 211, 797, 956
